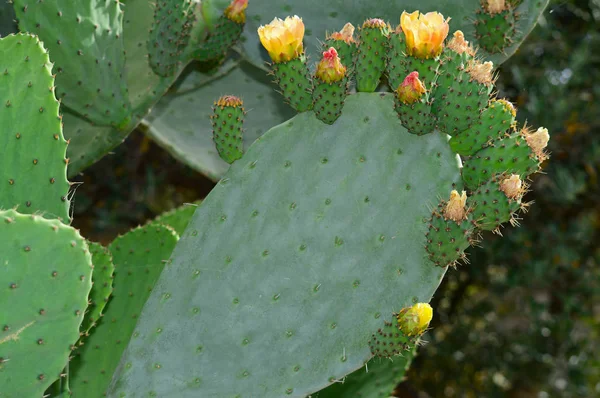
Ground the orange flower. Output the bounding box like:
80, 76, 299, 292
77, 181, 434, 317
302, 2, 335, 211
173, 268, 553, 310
315, 47, 346, 83
328, 23, 356, 44
258, 16, 305, 63
224, 0, 248, 24
396, 71, 426, 104
400, 11, 450, 59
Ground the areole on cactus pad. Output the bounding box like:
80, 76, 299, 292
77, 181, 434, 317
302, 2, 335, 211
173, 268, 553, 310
109, 9, 548, 397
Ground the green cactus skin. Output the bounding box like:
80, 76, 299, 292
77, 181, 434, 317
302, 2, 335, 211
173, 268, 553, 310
315, 345, 417, 397
149, 201, 201, 236
386, 30, 405, 90
272, 56, 314, 112
211, 96, 245, 164
449, 99, 516, 156
324, 38, 356, 73
12, 0, 131, 128
0, 209, 92, 397
356, 22, 389, 92
461, 132, 541, 190
108, 93, 461, 397
394, 95, 435, 136
433, 70, 493, 136
0, 33, 70, 222
469, 176, 522, 231
69, 224, 179, 397
369, 320, 417, 359
475, 8, 517, 54
80, 243, 114, 335
312, 78, 349, 125
191, 16, 244, 62
398, 57, 440, 89
148, 0, 195, 77
425, 201, 476, 267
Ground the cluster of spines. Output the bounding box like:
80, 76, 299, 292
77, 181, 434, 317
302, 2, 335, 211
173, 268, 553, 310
211, 95, 245, 164
474, 0, 518, 54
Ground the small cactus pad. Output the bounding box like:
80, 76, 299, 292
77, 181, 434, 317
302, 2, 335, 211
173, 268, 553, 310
80, 243, 114, 335
13, 0, 132, 127
0, 209, 92, 397
149, 201, 201, 236
469, 174, 524, 231
271, 57, 314, 112
449, 99, 516, 156
369, 319, 417, 358
148, 0, 195, 77
356, 19, 389, 92
315, 345, 418, 397
69, 224, 178, 396
475, 4, 517, 54
0, 33, 70, 222
190, 7, 245, 62
211, 95, 245, 164
109, 93, 460, 397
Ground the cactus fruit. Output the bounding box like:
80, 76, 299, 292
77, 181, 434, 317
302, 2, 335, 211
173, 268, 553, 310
449, 98, 517, 156
191, 0, 247, 62
324, 23, 357, 71
395, 11, 450, 87
426, 190, 477, 267
369, 303, 432, 358
475, 0, 517, 54
148, 0, 195, 77
394, 72, 435, 135
80, 243, 114, 335
69, 225, 178, 396
469, 173, 526, 231
313, 48, 348, 124
211, 95, 245, 164
12, 0, 131, 128
258, 16, 314, 112
355, 19, 390, 92
0, 209, 93, 397
461, 127, 549, 190
0, 33, 70, 222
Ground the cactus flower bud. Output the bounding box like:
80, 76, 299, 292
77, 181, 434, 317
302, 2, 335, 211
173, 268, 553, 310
315, 47, 346, 83
447, 30, 474, 56
362, 18, 388, 29
444, 190, 468, 222
495, 98, 517, 118
525, 127, 550, 158
328, 22, 356, 44
258, 16, 305, 63
215, 95, 243, 108
486, 0, 507, 14
397, 303, 433, 336
400, 11, 450, 59
224, 0, 248, 23
396, 72, 426, 104
499, 174, 523, 199
467, 60, 494, 85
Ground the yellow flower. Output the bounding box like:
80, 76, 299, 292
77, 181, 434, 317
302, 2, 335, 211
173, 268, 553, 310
499, 174, 523, 199
315, 47, 346, 83
224, 0, 248, 24
397, 303, 433, 336
400, 11, 450, 59
328, 23, 356, 44
258, 16, 305, 63
395, 71, 426, 104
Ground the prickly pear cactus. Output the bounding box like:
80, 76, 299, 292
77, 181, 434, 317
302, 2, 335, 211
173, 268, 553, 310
69, 225, 178, 396
80, 243, 114, 335
0, 209, 93, 397
110, 10, 550, 397
148, 201, 201, 236
0, 33, 70, 222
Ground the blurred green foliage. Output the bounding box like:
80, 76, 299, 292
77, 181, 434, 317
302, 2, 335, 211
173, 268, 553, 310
408, 0, 600, 396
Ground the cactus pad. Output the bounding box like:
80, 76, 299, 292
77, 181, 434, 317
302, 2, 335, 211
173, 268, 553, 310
0, 209, 92, 397
475, 7, 517, 54
80, 242, 114, 335
211, 95, 245, 164
356, 21, 389, 92
13, 0, 131, 127
149, 202, 201, 236
69, 224, 178, 396
0, 33, 70, 222
109, 93, 461, 396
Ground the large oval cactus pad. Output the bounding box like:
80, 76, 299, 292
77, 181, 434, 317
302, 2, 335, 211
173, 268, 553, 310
0, 33, 70, 222
0, 209, 92, 397
109, 93, 460, 397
